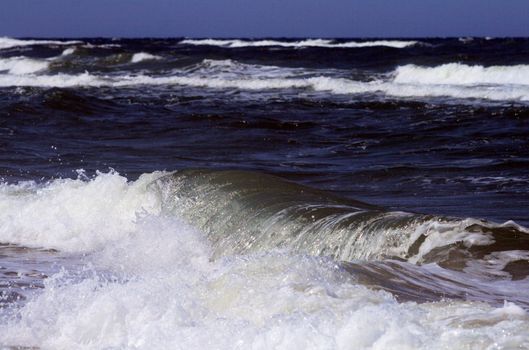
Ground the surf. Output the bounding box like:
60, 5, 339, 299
1, 169, 529, 349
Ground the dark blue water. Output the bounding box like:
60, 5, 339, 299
1, 37, 528, 224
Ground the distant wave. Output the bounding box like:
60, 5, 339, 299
2, 73, 527, 102
82, 43, 121, 49
458, 37, 475, 43
0, 37, 82, 50
2, 58, 529, 101
180, 38, 419, 49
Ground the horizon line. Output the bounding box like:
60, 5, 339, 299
3, 35, 527, 40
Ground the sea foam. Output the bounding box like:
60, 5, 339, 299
0, 171, 164, 252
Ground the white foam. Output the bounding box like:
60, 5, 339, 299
0, 70, 310, 90
464, 250, 529, 279
331, 40, 419, 48
0, 170, 165, 252
0, 72, 88, 87
131, 52, 162, 63
394, 63, 529, 86
201, 58, 237, 67
297, 76, 529, 102
405, 218, 497, 264
492, 301, 527, 318
0, 37, 82, 50
1, 71, 528, 102
180, 38, 418, 49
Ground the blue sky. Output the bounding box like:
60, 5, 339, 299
1, 0, 528, 38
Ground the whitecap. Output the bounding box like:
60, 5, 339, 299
130, 52, 162, 63
393, 63, 529, 86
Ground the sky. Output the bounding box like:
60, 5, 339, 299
0, 0, 528, 38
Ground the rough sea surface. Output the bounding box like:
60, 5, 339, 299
0, 37, 528, 349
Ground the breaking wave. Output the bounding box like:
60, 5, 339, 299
155, 169, 529, 270
1, 169, 529, 348
2, 169, 527, 272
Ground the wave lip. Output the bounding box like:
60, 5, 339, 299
0, 37, 82, 50
153, 169, 529, 269
180, 38, 418, 48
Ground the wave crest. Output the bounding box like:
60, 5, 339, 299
154, 169, 529, 274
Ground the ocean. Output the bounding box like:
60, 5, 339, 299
0, 36, 528, 349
